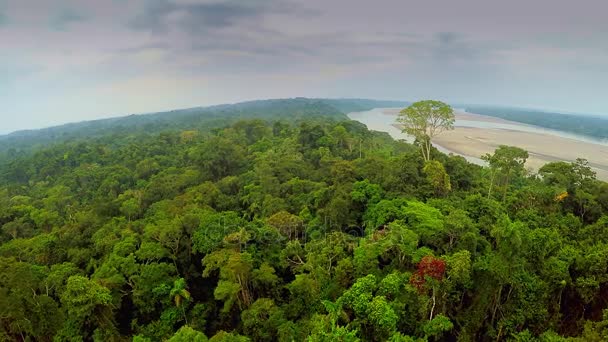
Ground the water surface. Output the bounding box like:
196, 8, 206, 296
348, 108, 608, 149
347, 108, 486, 165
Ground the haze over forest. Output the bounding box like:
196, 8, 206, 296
2, 0, 608, 134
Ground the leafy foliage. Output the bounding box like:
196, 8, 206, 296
0, 100, 607, 341
397, 100, 455, 161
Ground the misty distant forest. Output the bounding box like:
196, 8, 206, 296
1, 98, 608, 341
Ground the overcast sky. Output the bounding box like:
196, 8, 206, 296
1, 0, 607, 134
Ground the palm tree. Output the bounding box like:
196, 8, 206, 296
170, 278, 191, 324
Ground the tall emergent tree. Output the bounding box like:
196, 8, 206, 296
397, 100, 455, 162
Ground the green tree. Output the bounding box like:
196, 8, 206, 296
168, 325, 208, 342
209, 330, 251, 342
241, 298, 285, 341
202, 249, 253, 312
397, 100, 455, 161
170, 278, 191, 323
58, 275, 114, 340
482, 145, 528, 201
423, 160, 451, 196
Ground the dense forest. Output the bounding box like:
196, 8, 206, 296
1, 99, 608, 341
461, 105, 608, 141
0, 98, 407, 161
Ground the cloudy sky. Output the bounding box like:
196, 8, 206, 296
1, 0, 607, 134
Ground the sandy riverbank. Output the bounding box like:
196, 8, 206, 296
383, 109, 608, 180
434, 127, 608, 179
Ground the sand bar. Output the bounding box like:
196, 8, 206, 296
352, 108, 608, 181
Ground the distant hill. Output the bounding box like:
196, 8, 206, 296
461, 105, 608, 140
321, 98, 409, 113
0, 98, 408, 160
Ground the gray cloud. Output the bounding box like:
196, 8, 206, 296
117, 42, 172, 54
429, 32, 499, 67
129, 0, 311, 34
50, 8, 87, 30
160, 29, 493, 78
177, 1, 266, 33
435, 32, 468, 59
48, 2, 503, 79
1, 0, 608, 134
129, 0, 175, 33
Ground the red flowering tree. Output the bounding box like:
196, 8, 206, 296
410, 255, 446, 320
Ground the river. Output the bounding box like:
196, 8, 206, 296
347, 108, 486, 165
348, 107, 608, 181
